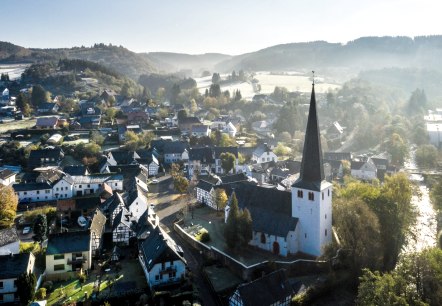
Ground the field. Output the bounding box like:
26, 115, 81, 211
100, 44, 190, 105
195, 71, 341, 100
0, 119, 37, 134
0, 64, 29, 80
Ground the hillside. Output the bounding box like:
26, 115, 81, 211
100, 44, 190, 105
141, 52, 231, 76
0, 42, 156, 80
215, 36, 442, 75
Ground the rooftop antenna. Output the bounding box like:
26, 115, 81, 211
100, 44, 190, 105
312, 70, 315, 85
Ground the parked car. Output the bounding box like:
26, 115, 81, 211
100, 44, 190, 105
22, 226, 31, 235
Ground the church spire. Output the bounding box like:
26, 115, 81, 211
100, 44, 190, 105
293, 75, 324, 191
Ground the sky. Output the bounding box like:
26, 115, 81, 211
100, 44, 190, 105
2, 0, 442, 55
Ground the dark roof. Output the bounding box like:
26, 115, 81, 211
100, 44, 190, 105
235, 269, 292, 306
38, 102, 58, 110
13, 182, 52, 192
351, 160, 366, 170
189, 147, 214, 163
196, 180, 215, 192
0, 253, 32, 279
46, 231, 91, 255
36, 116, 58, 127
139, 227, 185, 271
76, 197, 101, 210
112, 208, 132, 231
0, 227, 19, 247
213, 146, 239, 158
178, 116, 200, 125
220, 173, 248, 184
63, 165, 89, 176
163, 141, 188, 154
293, 85, 325, 191
109, 151, 138, 165
226, 184, 298, 237
29, 147, 63, 160
0, 169, 15, 180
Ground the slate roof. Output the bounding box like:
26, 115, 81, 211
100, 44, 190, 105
0, 227, 19, 247
46, 231, 91, 255
63, 165, 89, 176
323, 152, 352, 161
36, 116, 58, 127
189, 147, 214, 163
139, 227, 185, 271
226, 183, 298, 237
0, 253, 32, 279
89, 209, 106, 238
178, 116, 200, 125
13, 182, 52, 192
293, 85, 325, 192
351, 160, 367, 170
234, 269, 292, 306
76, 197, 101, 210
72, 174, 123, 184
0, 169, 15, 180
252, 143, 273, 157
109, 151, 138, 165
220, 173, 248, 184
29, 147, 64, 160
191, 124, 210, 133
196, 180, 215, 192
163, 141, 188, 154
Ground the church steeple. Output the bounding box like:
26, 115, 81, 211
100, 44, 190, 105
293, 78, 324, 191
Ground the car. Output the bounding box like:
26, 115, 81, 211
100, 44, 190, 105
22, 226, 31, 235
151, 179, 159, 184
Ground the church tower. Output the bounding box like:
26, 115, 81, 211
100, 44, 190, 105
291, 80, 332, 257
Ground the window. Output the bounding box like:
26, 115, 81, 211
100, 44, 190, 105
14, 280, 17, 288
54, 254, 64, 260
260, 232, 266, 243
169, 272, 173, 278
161, 262, 165, 270
79, 185, 82, 188
308, 192, 314, 201
24, 191, 27, 195
325, 229, 328, 236
56, 188, 59, 191
297, 190, 303, 198
46, 190, 50, 194
305, 233, 307, 239
65, 187, 68, 191
0, 294, 3, 302
325, 214, 327, 219
37, 190, 40, 194
115, 183, 118, 187
322, 192, 324, 200
328, 189, 330, 196
155, 275, 159, 280
54, 264, 65, 271
0, 281, 3, 289
87, 184, 90, 188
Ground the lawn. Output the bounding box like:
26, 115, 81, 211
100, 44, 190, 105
0, 118, 36, 133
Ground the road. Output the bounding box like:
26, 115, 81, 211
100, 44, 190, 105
148, 176, 220, 306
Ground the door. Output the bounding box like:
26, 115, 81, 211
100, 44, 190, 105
272, 241, 280, 255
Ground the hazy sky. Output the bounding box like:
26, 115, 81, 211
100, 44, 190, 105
3, 0, 441, 55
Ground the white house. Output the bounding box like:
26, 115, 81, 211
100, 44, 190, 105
195, 180, 217, 209
125, 187, 148, 221
191, 124, 211, 137
251, 144, 278, 164
0, 170, 16, 186
112, 208, 135, 246
138, 227, 186, 288
0, 253, 36, 304
45, 231, 92, 278
164, 142, 189, 164
13, 183, 54, 203
72, 174, 123, 196
0, 228, 19, 255
52, 175, 74, 200
225, 122, 237, 137
351, 158, 377, 181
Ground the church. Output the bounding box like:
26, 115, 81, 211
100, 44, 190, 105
225, 83, 332, 257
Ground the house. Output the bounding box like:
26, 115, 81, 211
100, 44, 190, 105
112, 208, 135, 246
72, 174, 123, 196
251, 143, 277, 164
89, 209, 106, 257
225, 122, 237, 137
28, 147, 64, 169
136, 149, 160, 177
191, 124, 211, 137
0, 253, 36, 304
126, 109, 149, 124
125, 187, 149, 221
79, 102, 101, 129
229, 269, 292, 306
178, 116, 201, 133
45, 231, 92, 277
323, 152, 352, 162
63, 165, 90, 176
13, 182, 54, 203
37, 102, 59, 114
351, 158, 377, 181
251, 120, 271, 134
188, 147, 214, 177
163, 141, 189, 164
214, 147, 239, 175
0, 228, 19, 255
138, 227, 186, 288
0, 169, 16, 186
196, 180, 217, 209
35, 116, 59, 129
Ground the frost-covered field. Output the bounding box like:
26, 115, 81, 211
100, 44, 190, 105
195, 71, 341, 100
0, 64, 29, 80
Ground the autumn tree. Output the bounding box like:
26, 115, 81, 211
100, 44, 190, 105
214, 188, 228, 211
220, 152, 236, 174
383, 133, 408, 166
0, 186, 19, 228
174, 176, 189, 194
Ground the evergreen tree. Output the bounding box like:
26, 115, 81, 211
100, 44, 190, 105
224, 193, 239, 249
16, 271, 36, 305
238, 208, 253, 246
31, 85, 49, 107
33, 214, 47, 243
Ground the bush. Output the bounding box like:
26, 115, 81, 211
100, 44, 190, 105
35, 287, 47, 300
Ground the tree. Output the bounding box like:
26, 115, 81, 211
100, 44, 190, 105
384, 133, 408, 166
224, 193, 239, 249
430, 179, 442, 211
209, 84, 221, 98
177, 109, 188, 122
333, 198, 382, 274
0, 185, 18, 228
212, 73, 221, 84
174, 176, 189, 194
220, 152, 236, 174
170, 83, 181, 103
16, 271, 36, 305
415, 144, 439, 168
33, 214, 47, 243
238, 208, 253, 247
189, 99, 198, 114
31, 85, 50, 107
214, 189, 228, 211
407, 88, 427, 115
16, 93, 32, 116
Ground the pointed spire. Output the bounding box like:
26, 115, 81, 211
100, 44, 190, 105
293, 80, 324, 191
